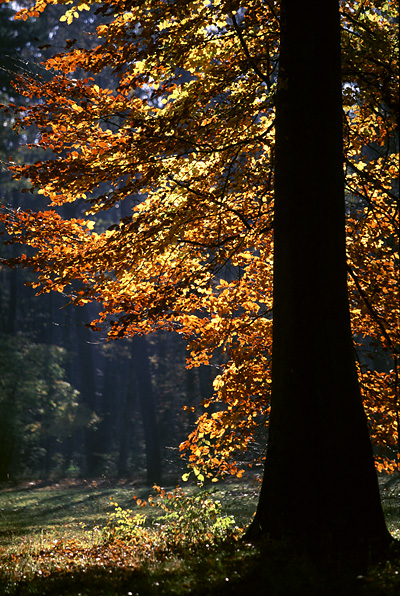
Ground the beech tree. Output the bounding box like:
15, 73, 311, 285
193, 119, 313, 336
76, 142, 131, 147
245, 0, 392, 556
0, 0, 398, 551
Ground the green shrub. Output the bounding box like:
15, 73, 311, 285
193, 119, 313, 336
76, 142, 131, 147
153, 485, 236, 549
103, 485, 237, 552
102, 500, 149, 545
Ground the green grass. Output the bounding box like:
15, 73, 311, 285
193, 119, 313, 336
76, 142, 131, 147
0, 475, 399, 595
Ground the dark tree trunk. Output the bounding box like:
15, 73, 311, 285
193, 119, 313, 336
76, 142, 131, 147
185, 368, 197, 429
246, 0, 391, 559
132, 336, 162, 485
117, 381, 136, 478
3, 268, 17, 334
99, 348, 121, 466
75, 318, 101, 476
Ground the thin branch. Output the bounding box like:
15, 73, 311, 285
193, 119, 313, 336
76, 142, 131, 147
231, 14, 271, 89
344, 157, 399, 204
347, 263, 398, 354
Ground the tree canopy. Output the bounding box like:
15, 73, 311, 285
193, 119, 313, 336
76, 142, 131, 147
0, 0, 398, 480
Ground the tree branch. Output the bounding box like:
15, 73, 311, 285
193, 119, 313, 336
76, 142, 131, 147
231, 14, 271, 89
347, 263, 398, 354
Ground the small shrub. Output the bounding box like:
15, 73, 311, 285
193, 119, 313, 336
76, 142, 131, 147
153, 485, 236, 550
103, 485, 237, 552
103, 499, 149, 545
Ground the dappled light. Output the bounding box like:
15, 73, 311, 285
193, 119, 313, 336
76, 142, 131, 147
0, 0, 398, 591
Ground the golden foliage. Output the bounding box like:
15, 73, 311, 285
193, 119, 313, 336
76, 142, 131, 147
0, 0, 398, 475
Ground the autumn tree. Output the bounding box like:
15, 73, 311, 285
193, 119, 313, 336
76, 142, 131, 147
245, 0, 393, 557
0, 0, 398, 549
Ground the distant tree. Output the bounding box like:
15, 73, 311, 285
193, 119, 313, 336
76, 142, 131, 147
0, 335, 83, 480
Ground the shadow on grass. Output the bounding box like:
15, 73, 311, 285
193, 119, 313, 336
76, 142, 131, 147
3, 540, 400, 596
1, 477, 399, 595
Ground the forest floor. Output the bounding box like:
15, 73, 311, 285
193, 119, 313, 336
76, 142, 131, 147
0, 474, 400, 595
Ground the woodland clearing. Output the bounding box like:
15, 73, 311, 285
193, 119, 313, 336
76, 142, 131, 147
0, 476, 399, 595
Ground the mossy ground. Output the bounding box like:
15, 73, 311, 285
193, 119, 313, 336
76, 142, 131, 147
0, 475, 399, 595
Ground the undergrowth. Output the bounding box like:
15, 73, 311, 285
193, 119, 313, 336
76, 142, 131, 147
1, 478, 400, 595
104, 485, 238, 551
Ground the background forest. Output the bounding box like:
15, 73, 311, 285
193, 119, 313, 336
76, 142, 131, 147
0, 3, 219, 485
0, 0, 398, 490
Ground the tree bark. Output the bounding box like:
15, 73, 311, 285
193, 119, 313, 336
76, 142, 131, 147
117, 379, 136, 478
246, 0, 391, 559
132, 335, 162, 485
75, 317, 102, 476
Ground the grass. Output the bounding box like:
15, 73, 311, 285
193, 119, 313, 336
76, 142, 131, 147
0, 475, 399, 595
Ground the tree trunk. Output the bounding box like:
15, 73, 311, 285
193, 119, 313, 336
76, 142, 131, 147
117, 380, 136, 478
75, 317, 101, 476
132, 336, 162, 485
246, 0, 391, 559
